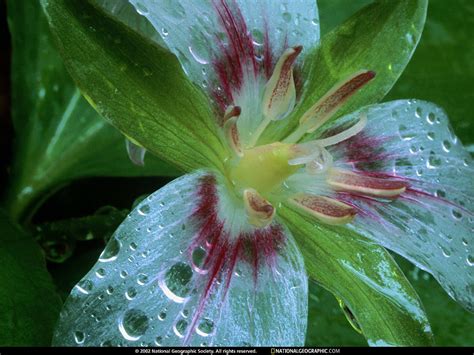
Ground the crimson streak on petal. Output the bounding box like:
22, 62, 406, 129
184, 174, 285, 344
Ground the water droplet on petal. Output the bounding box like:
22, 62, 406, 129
158, 262, 193, 303
427, 112, 436, 124
173, 319, 188, 338
126, 287, 137, 300
442, 140, 451, 152
137, 273, 149, 285
76, 279, 93, 294
119, 309, 149, 341
155, 336, 163, 346
99, 238, 121, 262
135, 2, 149, 15
137, 204, 150, 216
196, 318, 215, 337
158, 311, 167, 321
467, 255, 474, 266
415, 107, 422, 118
74, 331, 85, 344
96, 268, 106, 278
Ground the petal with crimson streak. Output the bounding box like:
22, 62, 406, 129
326, 100, 474, 312
52, 171, 308, 346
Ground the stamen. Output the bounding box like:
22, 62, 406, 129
223, 106, 243, 156
243, 188, 275, 228
288, 143, 333, 174
248, 46, 302, 147
284, 70, 375, 143
262, 46, 302, 121
327, 168, 408, 198
315, 112, 367, 147
289, 194, 356, 225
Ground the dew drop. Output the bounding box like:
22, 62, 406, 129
74, 331, 85, 344
138, 204, 150, 216
427, 112, 436, 124
196, 318, 215, 337
137, 273, 149, 285
161, 28, 169, 36
159, 262, 193, 303
135, 2, 149, 15
106, 286, 114, 295
99, 237, 121, 262
191, 246, 207, 273
155, 336, 163, 346
126, 287, 137, 300
76, 279, 93, 294
442, 140, 451, 152
440, 245, 451, 258
120, 270, 129, 278
415, 107, 422, 118
451, 209, 462, 220
398, 124, 415, 140
467, 255, 474, 266
158, 311, 167, 321
96, 268, 106, 278
119, 309, 149, 341
427, 151, 441, 169
427, 131, 435, 141
251, 29, 263, 46
173, 319, 188, 338
130, 242, 138, 251
405, 32, 415, 46
189, 44, 209, 65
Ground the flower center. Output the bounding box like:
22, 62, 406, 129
220, 45, 376, 228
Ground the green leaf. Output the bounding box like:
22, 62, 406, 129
386, 0, 474, 145
5, 0, 180, 223
280, 204, 433, 346
306, 281, 366, 346
0, 209, 62, 346
41, 0, 229, 173
265, 0, 428, 142
306, 256, 474, 346
318, 0, 372, 36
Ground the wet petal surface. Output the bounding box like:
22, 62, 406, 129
53, 171, 308, 346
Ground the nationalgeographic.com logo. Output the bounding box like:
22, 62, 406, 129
271, 349, 341, 354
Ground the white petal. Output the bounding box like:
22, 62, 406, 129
327, 100, 474, 311
127, 0, 319, 93
52, 171, 308, 346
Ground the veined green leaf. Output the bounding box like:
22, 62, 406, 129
0, 209, 62, 346
40, 0, 229, 173
280, 204, 433, 346
264, 0, 428, 142
5, 0, 180, 223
